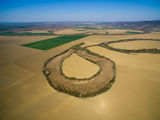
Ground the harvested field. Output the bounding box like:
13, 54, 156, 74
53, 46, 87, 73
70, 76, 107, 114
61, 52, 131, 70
0, 35, 56, 44
81, 32, 160, 47
101, 39, 160, 54
1, 31, 160, 120
86, 30, 108, 35
54, 29, 86, 35
109, 40, 160, 50
62, 53, 100, 79
87, 45, 160, 119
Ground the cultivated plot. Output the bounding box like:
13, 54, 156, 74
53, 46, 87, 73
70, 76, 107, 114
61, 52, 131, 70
22, 35, 88, 50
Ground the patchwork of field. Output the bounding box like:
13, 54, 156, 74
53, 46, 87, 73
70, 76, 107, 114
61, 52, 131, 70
105, 29, 143, 34
0, 31, 160, 120
54, 28, 143, 35
54, 29, 86, 35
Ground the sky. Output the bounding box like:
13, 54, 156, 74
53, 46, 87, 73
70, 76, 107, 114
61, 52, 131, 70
0, 0, 160, 22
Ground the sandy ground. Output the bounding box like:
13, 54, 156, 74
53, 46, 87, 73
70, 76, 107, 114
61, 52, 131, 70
0, 31, 160, 120
109, 40, 160, 50
62, 53, 99, 79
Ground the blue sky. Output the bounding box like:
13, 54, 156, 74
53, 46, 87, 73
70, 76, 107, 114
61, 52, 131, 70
0, 0, 160, 22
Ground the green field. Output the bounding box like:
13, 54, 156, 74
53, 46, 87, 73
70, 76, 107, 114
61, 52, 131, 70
22, 35, 88, 50
0, 31, 54, 36
125, 31, 143, 34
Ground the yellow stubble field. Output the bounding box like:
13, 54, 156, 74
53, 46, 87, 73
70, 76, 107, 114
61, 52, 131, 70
0, 31, 160, 120
62, 53, 100, 79
54, 29, 86, 35
109, 40, 160, 50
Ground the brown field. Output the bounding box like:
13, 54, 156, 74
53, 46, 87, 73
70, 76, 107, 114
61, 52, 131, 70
0, 31, 160, 120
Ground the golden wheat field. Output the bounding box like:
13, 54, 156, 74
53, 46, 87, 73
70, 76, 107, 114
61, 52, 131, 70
62, 53, 100, 79
0, 30, 160, 120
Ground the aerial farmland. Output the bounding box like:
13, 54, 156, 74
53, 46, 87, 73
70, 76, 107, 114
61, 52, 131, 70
0, 0, 160, 120
0, 21, 160, 120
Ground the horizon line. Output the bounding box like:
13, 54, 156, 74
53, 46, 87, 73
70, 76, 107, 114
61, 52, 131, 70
0, 19, 160, 23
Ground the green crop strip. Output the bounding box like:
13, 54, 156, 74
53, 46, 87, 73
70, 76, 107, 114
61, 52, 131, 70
22, 35, 88, 50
